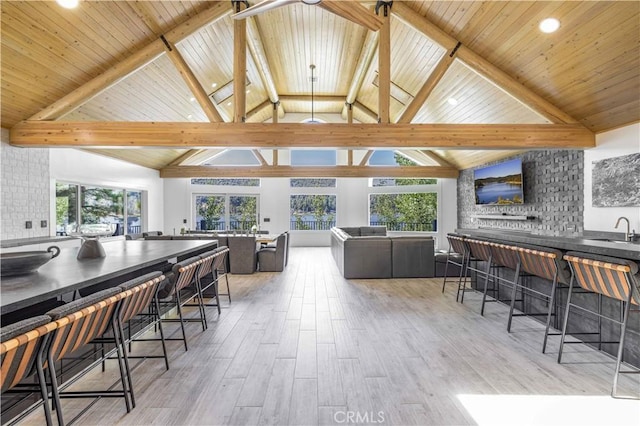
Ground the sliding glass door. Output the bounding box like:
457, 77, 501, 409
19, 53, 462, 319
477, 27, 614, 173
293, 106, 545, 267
194, 194, 258, 231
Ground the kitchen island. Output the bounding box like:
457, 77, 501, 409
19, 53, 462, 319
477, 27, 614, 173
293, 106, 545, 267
1, 239, 217, 314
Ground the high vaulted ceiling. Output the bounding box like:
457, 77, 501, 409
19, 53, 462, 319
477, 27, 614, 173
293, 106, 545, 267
2, 1, 639, 173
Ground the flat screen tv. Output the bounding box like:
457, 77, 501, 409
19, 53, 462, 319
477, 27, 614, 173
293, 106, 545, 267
474, 158, 524, 205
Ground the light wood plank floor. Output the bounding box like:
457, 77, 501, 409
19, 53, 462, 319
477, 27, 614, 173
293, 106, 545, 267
21, 248, 640, 425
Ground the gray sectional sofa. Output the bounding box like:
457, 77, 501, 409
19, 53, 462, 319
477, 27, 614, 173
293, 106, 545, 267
330, 226, 435, 279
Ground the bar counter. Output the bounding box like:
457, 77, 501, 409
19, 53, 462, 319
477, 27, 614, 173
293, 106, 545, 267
1, 239, 217, 314
456, 229, 640, 261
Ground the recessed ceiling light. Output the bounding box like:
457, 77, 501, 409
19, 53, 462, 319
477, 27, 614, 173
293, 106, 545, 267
539, 18, 560, 33
447, 98, 458, 106
227, 102, 232, 106
189, 97, 196, 102
56, 0, 79, 9
187, 114, 193, 119
211, 83, 217, 88
246, 89, 251, 94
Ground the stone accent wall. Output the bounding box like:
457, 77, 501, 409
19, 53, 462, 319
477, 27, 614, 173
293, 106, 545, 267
457, 150, 584, 235
1, 135, 50, 240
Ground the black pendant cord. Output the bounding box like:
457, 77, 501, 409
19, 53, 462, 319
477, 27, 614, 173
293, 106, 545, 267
310, 64, 316, 122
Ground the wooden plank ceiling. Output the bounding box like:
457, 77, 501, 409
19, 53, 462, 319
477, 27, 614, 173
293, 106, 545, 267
2, 1, 638, 173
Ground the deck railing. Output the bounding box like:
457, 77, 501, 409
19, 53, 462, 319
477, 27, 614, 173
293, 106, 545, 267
290, 220, 336, 231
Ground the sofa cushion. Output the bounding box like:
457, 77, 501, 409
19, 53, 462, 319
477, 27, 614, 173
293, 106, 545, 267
360, 226, 387, 237
343, 237, 392, 279
391, 237, 435, 278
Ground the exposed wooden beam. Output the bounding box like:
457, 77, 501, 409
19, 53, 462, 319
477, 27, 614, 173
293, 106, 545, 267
130, 1, 164, 35
280, 95, 346, 103
234, 2, 247, 123
421, 150, 456, 169
162, 37, 223, 123
168, 149, 206, 167
378, 4, 391, 124
272, 102, 279, 124
247, 17, 279, 104
246, 100, 272, 122
183, 149, 227, 166
272, 149, 278, 166
11, 122, 595, 150
359, 150, 374, 166
348, 150, 354, 166
397, 51, 457, 124
160, 165, 459, 179
28, 2, 231, 121
392, 2, 579, 125
317, 1, 384, 32
354, 101, 378, 123
346, 32, 379, 105
252, 149, 268, 166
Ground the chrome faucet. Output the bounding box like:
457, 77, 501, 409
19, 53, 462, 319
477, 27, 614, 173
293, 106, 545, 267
614, 217, 635, 242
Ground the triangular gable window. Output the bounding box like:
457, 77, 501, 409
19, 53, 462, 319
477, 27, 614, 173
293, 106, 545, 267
204, 149, 260, 166
368, 150, 418, 166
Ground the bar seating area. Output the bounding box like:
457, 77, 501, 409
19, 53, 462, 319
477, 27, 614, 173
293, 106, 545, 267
0, 238, 239, 425
440, 232, 640, 398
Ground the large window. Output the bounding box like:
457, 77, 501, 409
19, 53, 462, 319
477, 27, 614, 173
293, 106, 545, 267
369, 193, 437, 232
195, 194, 258, 231
290, 178, 336, 188
290, 195, 336, 230
191, 178, 260, 186
55, 182, 143, 235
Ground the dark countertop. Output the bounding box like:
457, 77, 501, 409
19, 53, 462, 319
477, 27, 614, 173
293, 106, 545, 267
1, 236, 76, 249
456, 229, 640, 261
0, 239, 217, 314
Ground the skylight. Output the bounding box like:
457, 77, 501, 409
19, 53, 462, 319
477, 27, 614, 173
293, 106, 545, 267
291, 150, 337, 166
203, 150, 260, 166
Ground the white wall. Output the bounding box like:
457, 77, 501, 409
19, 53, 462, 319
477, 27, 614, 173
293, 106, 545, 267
49, 149, 164, 233
584, 123, 640, 233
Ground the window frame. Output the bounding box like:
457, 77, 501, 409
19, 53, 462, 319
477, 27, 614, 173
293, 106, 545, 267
368, 179, 439, 234
192, 192, 260, 232
55, 181, 145, 236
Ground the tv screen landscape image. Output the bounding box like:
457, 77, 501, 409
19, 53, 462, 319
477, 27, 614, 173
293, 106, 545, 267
474, 159, 524, 205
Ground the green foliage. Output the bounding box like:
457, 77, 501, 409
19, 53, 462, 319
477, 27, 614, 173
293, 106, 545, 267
230, 196, 257, 225
370, 192, 438, 231
191, 178, 259, 186
290, 178, 336, 188
393, 153, 438, 186
81, 187, 124, 224
197, 196, 225, 223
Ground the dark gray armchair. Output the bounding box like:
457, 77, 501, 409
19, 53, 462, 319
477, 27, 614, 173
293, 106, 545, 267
258, 233, 287, 272
227, 236, 258, 274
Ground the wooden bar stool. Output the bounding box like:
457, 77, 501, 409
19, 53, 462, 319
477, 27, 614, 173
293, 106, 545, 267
195, 246, 230, 314
560, 252, 640, 398
156, 256, 204, 351
483, 242, 523, 316
464, 238, 495, 307
1, 316, 57, 426
45, 288, 127, 425
513, 245, 571, 353
114, 272, 168, 408
442, 233, 472, 301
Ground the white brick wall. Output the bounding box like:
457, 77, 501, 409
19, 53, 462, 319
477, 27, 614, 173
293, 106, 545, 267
1, 130, 50, 240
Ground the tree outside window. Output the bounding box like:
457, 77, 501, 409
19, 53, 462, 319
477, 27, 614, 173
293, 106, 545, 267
370, 193, 437, 232
290, 195, 336, 230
